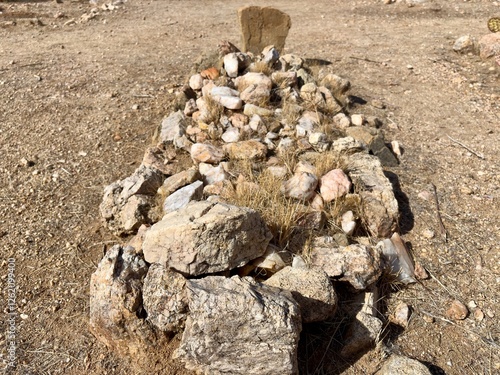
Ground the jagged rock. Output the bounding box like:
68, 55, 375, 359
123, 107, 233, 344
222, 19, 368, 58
159, 110, 188, 149
319, 169, 351, 202
320, 73, 351, 97
190, 143, 225, 164
262, 45, 280, 65
252, 245, 287, 273
332, 113, 352, 129
198, 162, 229, 185
281, 172, 318, 201
238, 6, 291, 54
183, 98, 198, 116
279, 54, 303, 70
310, 238, 382, 289
346, 126, 399, 167
264, 266, 338, 323
142, 263, 188, 333
378, 233, 416, 284
453, 35, 477, 54
300, 83, 325, 109
126, 224, 150, 254
224, 139, 268, 160
89, 245, 161, 357
221, 126, 241, 143
100, 165, 165, 236
174, 276, 301, 375
346, 153, 399, 237
271, 71, 297, 87
331, 136, 366, 154
375, 355, 432, 375
141, 146, 176, 176
211, 86, 243, 110
158, 167, 200, 197
224, 52, 252, 78
390, 302, 411, 328
163, 180, 204, 214
142, 201, 272, 276
240, 84, 271, 106
318, 86, 343, 114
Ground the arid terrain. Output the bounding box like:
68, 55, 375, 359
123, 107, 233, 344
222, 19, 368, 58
0, 0, 499, 374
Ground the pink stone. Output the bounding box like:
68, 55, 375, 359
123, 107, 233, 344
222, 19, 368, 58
319, 169, 351, 202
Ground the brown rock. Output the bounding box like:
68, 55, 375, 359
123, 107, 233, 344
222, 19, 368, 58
238, 6, 291, 54
446, 300, 469, 320
478, 33, 500, 60
390, 302, 411, 328
224, 139, 268, 160
190, 143, 225, 164
200, 66, 219, 80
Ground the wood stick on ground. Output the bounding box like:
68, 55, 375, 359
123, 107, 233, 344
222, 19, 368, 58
431, 183, 447, 242
447, 135, 485, 160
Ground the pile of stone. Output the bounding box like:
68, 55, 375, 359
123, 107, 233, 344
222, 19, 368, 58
91, 6, 429, 375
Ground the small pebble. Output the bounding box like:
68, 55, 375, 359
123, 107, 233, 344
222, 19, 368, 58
414, 261, 429, 280
445, 300, 468, 320
474, 309, 484, 322
422, 229, 435, 239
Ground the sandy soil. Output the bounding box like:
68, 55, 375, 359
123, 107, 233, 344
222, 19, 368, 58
0, 0, 499, 374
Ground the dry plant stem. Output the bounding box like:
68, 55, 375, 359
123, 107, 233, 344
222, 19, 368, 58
431, 183, 447, 243
447, 135, 486, 160
349, 56, 384, 64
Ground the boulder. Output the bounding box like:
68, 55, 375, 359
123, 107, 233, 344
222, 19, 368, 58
310, 238, 382, 290
238, 6, 291, 54
142, 201, 272, 276
100, 165, 165, 236
89, 245, 160, 357
174, 276, 301, 375
264, 266, 338, 323
142, 263, 188, 333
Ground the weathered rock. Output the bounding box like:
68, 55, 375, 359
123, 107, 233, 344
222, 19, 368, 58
279, 54, 304, 71
183, 98, 198, 116
243, 103, 274, 117
331, 136, 366, 154
347, 153, 399, 237
89, 245, 160, 357
126, 224, 150, 254
453, 35, 477, 54
142, 263, 188, 333
221, 127, 240, 143
375, 355, 432, 375
332, 113, 351, 129
271, 71, 297, 87
320, 73, 351, 97
238, 6, 291, 54
351, 114, 364, 126
240, 84, 271, 106
319, 169, 351, 202
198, 162, 229, 185
264, 266, 338, 323
262, 44, 280, 65
235, 72, 273, 92
224, 52, 252, 78
478, 33, 500, 60
390, 302, 411, 328
252, 245, 287, 273
141, 146, 176, 176
200, 66, 220, 80
163, 180, 204, 214
318, 86, 343, 114
142, 201, 272, 276
100, 165, 165, 236
190, 143, 225, 164
224, 139, 268, 160
310, 238, 382, 289
300, 83, 325, 109
188, 73, 204, 90
281, 172, 318, 201
174, 276, 301, 375
158, 167, 200, 197
446, 300, 469, 320
341, 210, 356, 235
378, 233, 416, 284
159, 110, 187, 149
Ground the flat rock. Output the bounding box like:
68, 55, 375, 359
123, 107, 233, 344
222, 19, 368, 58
158, 167, 200, 197
163, 180, 204, 214
264, 266, 338, 323
310, 238, 382, 290
142, 263, 188, 333
142, 201, 272, 276
174, 276, 301, 375
238, 6, 291, 54
375, 355, 432, 375
224, 139, 268, 160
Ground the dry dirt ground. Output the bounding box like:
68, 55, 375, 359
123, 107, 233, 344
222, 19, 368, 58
0, 0, 499, 374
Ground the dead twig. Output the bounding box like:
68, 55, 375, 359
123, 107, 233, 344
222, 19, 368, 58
447, 135, 485, 160
349, 56, 383, 64
431, 183, 447, 243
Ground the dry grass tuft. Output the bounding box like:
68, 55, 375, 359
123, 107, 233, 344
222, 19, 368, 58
249, 61, 273, 76
203, 94, 225, 124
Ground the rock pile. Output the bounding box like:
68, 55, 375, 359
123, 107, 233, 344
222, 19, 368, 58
91, 7, 422, 374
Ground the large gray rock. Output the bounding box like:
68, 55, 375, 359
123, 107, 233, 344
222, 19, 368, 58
100, 165, 165, 236
310, 237, 382, 290
375, 355, 432, 375
264, 266, 338, 323
346, 153, 399, 238
89, 245, 160, 357
238, 6, 291, 54
159, 110, 187, 149
142, 263, 188, 333
142, 201, 272, 276
174, 276, 302, 375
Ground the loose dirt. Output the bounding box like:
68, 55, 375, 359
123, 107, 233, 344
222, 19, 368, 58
0, 0, 498, 374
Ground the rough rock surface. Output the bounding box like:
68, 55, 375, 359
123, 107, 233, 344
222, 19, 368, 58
264, 266, 337, 323
346, 153, 399, 238
375, 355, 432, 375
238, 6, 291, 54
159, 110, 188, 149
319, 169, 351, 202
162, 180, 204, 214
142, 263, 188, 333
281, 172, 318, 201
89, 245, 160, 357
341, 311, 383, 358
174, 276, 302, 375
100, 165, 165, 236
142, 201, 272, 276
310, 237, 382, 289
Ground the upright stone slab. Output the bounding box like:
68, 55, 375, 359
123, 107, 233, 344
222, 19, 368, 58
238, 6, 291, 55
